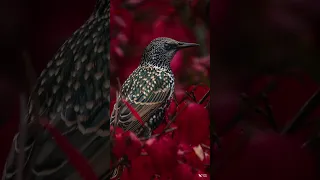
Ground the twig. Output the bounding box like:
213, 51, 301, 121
300, 117, 320, 148
140, 127, 177, 141
301, 136, 318, 148
177, 85, 199, 104
21, 50, 44, 180
261, 93, 278, 132
105, 157, 126, 179
111, 91, 120, 137
116, 77, 121, 91
185, 91, 196, 102
201, 143, 210, 150
240, 93, 268, 118
197, 90, 210, 104
111, 77, 122, 137
173, 93, 179, 106
22, 51, 37, 94
281, 88, 320, 135
158, 104, 189, 137
212, 132, 221, 149
17, 94, 27, 180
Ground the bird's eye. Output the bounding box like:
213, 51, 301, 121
164, 43, 175, 50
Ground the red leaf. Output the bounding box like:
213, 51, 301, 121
175, 103, 210, 146
172, 163, 195, 180
122, 156, 155, 180
39, 118, 98, 180
186, 85, 210, 104
112, 128, 142, 160
166, 100, 177, 118
145, 136, 179, 175
174, 89, 186, 104
124, 132, 143, 160
112, 130, 127, 159
121, 99, 144, 125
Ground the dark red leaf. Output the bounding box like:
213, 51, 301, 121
175, 103, 210, 146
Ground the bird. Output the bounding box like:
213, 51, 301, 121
2, 0, 111, 180
110, 37, 199, 139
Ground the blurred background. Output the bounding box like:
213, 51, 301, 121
0, 0, 95, 172
211, 0, 320, 180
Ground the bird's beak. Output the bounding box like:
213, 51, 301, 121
176, 42, 200, 49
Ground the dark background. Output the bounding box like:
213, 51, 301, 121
1, 0, 320, 179
211, 0, 320, 180
0, 0, 95, 172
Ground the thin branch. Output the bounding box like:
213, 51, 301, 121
17, 94, 27, 180
185, 91, 196, 101
261, 93, 278, 132
281, 88, 320, 135
21, 50, 44, 180
111, 77, 122, 137
173, 93, 179, 106
105, 157, 126, 179
140, 127, 177, 141
22, 51, 37, 94
300, 117, 320, 148
201, 143, 210, 150
178, 85, 199, 104
158, 104, 189, 137
198, 90, 210, 104
240, 93, 268, 118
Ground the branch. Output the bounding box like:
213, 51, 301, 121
17, 94, 27, 180
158, 104, 188, 137
261, 93, 278, 132
198, 89, 210, 104
105, 157, 126, 179
281, 88, 320, 135
240, 93, 268, 118
140, 127, 177, 141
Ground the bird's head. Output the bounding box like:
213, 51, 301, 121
140, 37, 199, 69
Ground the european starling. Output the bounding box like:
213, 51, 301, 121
111, 37, 199, 138
2, 0, 110, 180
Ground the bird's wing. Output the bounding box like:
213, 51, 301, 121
2, 1, 111, 180
110, 66, 173, 134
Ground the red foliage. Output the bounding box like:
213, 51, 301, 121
121, 156, 155, 180
214, 130, 317, 180
111, 85, 211, 179
175, 103, 210, 146
112, 128, 142, 160
145, 137, 178, 175
171, 164, 196, 180
212, 70, 320, 180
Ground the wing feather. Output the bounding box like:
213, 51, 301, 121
110, 66, 173, 135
